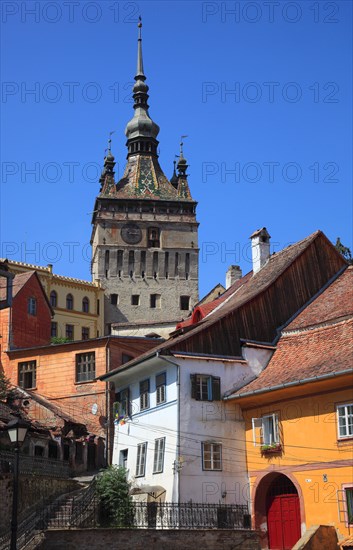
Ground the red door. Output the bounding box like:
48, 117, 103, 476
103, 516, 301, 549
267, 494, 301, 549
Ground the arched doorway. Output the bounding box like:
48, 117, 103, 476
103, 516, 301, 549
254, 473, 302, 550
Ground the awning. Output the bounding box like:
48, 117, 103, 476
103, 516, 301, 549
130, 485, 166, 499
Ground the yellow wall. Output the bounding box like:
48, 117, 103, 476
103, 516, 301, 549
5, 261, 104, 340
241, 385, 353, 539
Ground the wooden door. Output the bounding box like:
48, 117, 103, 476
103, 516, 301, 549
267, 494, 301, 549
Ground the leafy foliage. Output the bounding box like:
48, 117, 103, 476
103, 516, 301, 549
96, 466, 134, 527
335, 237, 353, 264
51, 336, 72, 344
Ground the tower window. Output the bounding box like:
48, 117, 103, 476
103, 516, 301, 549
153, 251, 158, 279
105, 250, 110, 277
111, 294, 118, 305
150, 294, 161, 309
175, 253, 179, 277
131, 295, 140, 306
140, 251, 146, 278
82, 297, 89, 313
128, 251, 135, 277
117, 250, 123, 276
50, 290, 57, 307
148, 227, 160, 248
180, 296, 190, 311
185, 253, 190, 280
66, 294, 74, 310
165, 252, 169, 279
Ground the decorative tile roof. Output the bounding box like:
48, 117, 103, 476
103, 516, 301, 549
101, 154, 194, 202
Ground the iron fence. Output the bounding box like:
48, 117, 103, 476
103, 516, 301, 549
0, 450, 71, 478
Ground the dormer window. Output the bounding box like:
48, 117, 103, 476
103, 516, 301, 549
148, 227, 160, 248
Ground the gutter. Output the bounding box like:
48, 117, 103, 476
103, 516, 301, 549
224, 367, 353, 401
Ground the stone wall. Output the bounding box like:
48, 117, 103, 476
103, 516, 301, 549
36, 528, 261, 549
0, 474, 78, 532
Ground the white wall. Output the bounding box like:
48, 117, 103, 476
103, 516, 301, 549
112, 360, 179, 501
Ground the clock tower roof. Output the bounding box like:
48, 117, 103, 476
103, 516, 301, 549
99, 19, 194, 202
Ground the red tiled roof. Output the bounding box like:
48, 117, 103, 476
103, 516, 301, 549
286, 266, 353, 330
229, 267, 353, 397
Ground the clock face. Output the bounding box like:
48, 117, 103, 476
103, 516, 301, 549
121, 223, 142, 244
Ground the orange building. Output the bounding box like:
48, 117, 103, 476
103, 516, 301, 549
227, 267, 353, 549
1, 336, 160, 467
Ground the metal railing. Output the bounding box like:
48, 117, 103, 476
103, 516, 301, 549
0, 450, 71, 478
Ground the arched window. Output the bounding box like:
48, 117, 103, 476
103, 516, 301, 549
66, 293, 74, 310
50, 290, 57, 307
82, 297, 89, 313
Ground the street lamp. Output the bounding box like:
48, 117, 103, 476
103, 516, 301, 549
7, 417, 29, 550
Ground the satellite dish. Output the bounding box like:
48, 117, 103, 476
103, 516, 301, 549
91, 403, 98, 415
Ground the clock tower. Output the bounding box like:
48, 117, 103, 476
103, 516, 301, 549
91, 20, 199, 336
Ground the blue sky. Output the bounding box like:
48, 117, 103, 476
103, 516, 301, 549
1, 0, 352, 297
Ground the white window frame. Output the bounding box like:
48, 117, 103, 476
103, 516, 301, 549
202, 442, 222, 471
119, 449, 128, 471
136, 442, 147, 477
153, 438, 165, 473
337, 403, 353, 439
252, 413, 279, 446
156, 372, 166, 405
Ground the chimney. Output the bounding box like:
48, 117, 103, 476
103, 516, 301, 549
226, 265, 242, 289
250, 228, 271, 274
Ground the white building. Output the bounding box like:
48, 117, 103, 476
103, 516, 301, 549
101, 343, 273, 504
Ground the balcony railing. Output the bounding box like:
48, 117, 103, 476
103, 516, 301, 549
0, 450, 71, 478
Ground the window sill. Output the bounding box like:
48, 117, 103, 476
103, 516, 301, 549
75, 379, 95, 385
261, 444, 282, 456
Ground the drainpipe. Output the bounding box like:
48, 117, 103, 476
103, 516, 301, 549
158, 353, 180, 503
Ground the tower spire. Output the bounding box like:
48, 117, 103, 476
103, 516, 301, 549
125, 17, 160, 157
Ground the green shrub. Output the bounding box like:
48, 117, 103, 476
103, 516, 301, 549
96, 466, 134, 527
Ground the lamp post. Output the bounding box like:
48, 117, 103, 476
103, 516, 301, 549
7, 418, 29, 550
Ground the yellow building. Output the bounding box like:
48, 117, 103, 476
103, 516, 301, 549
2, 260, 104, 341
226, 267, 353, 549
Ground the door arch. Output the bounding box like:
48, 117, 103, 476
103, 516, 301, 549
254, 472, 302, 550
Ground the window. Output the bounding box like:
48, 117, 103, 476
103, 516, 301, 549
150, 294, 161, 308
120, 449, 128, 470
50, 290, 57, 307
131, 295, 140, 306
97, 299, 100, 315
136, 442, 147, 477
174, 252, 179, 277
18, 361, 36, 389
148, 227, 160, 248
82, 297, 89, 313
122, 353, 133, 365
345, 488, 353, 524
252, 413, 280, 446
51, 322, 57, 337
156, 372, 166, 405
140, 251, 146, 278
105, 250, 110, 277
27, 297, 37, 315
153, 438, 165, 473
153, 251, 158, 278
66, 324, 74, 340
337, 403, 353, 439
111, 293, 118, 305
180, 295, 190, 311
66, 294, 73, 310
128, 251, 135, 277
115, 387, 131, 417
76, 352, 95, 382
82, 327, 90, 340
202, 442, 222, 471
140, 379, 150, 411
190, 374, 221, 401
185, 253, 190, 279
164, 251, 169, 278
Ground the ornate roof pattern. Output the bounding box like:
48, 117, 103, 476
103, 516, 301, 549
100, 154, 194, 201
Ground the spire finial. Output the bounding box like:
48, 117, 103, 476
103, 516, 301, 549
180, 135, 188, 158
177, 135, 189, 176
136, 16, 144, 77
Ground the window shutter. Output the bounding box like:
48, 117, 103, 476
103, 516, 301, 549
252, 418, 262, 446
190, 374, 197, 399
126, 387, 131, 416
212, 377, 221, 401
